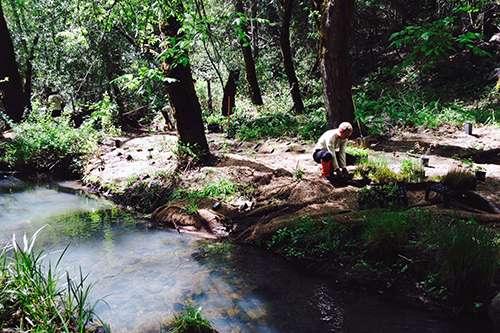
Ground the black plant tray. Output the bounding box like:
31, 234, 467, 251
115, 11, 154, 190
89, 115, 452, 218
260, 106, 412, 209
357, 181, 408, 209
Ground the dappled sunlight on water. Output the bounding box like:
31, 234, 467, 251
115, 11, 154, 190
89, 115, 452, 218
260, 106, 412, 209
0, 177, 493, 332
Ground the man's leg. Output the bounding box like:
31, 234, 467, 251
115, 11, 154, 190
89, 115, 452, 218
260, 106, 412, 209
314, 150, 333, 180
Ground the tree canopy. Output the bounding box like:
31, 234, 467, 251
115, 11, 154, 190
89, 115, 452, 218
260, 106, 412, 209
1, 0, 499, 139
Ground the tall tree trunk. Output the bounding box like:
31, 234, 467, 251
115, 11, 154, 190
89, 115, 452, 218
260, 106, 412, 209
311, 0, 357, 136
234, 0, 263, 105
0, 0, 24, 123
6, 0, 37, 112
160, 10, 209, 159
280, 0, 304, 114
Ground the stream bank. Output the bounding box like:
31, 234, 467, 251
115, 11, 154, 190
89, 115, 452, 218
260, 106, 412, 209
76, 127, 500, 330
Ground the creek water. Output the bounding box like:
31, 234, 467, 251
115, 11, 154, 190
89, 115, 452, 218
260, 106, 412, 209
0, 176, 492, 332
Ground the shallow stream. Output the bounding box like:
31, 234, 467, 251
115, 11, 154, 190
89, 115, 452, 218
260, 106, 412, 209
0, 176, 492, 332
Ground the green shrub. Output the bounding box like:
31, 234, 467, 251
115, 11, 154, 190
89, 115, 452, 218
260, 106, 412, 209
265, 215, 356, 260
170, 178, 244, 203
1, 111, 118, 177
299, 108, 328, 141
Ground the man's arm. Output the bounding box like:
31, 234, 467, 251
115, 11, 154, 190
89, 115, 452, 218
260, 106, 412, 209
326, 133, 340, 169
338, 139, 347, 168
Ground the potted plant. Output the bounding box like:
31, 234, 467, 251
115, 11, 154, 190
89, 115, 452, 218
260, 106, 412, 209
475, 166, 487, 181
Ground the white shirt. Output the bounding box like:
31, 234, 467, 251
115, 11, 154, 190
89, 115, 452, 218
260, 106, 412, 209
314, 129, 348, 169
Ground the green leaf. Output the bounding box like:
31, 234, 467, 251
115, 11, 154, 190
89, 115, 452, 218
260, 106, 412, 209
420, 32, 432, 41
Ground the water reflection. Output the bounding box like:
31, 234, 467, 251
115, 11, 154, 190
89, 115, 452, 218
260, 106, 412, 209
0, 177, 493, 332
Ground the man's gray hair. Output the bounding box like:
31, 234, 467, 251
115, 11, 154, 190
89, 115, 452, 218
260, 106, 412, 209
339, 122, 353, 133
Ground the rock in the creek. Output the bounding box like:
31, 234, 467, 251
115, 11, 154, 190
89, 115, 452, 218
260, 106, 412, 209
144, 284, 163, 294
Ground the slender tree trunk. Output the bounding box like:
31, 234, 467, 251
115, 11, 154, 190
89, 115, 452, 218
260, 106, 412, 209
23, 36, 39, 113
160, 11, 209, 158
102, 36, 126, 125
206, 78, 213, 111
250, 1, 259, 59
0, 0, 24, 123
234, 0, 263, 105
193, 0, 225, 88
311, 0, 357, 135
280, 0, 304, 114
221, 70, 238, 117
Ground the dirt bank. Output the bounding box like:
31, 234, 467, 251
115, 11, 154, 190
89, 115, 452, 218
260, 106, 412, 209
84, 125, 500, 239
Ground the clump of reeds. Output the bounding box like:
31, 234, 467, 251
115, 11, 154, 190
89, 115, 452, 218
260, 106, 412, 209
165, 299, 217, 333
435, 219, 500, 301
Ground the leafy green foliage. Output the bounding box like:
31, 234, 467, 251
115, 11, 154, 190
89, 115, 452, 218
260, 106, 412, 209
227, 109, 299, 140
170, 178, 244, 203
345, 146, 369, 159
265, 215, 357, 260
390, 17, 490, 69
299, 108, 329, 141
85, 93, 122, 134
400, 157, 425, 182
354, 88, 474, 134
0, 111, 117, 177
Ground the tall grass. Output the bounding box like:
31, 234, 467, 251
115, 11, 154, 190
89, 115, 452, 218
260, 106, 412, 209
400, 157, 425, 182
435, 219, 500, 300
0, 228, 106, 332
361, 209, 434, 256
441, 167, 476, 190
355, 156, 400, 183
